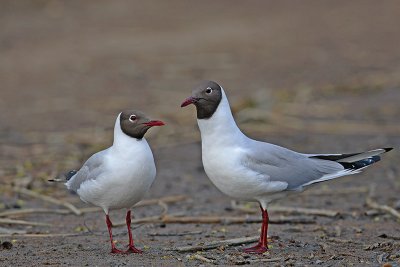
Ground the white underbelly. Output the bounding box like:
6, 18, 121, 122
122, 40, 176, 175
202, 149, 287, 202
78, 165, 156, 212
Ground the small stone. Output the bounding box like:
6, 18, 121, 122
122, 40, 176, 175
1, 241, 13, 250
365, 209, 380, 216
354, 227, 363, 233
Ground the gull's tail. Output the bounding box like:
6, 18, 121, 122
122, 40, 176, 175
48, 170, 77, 182
310, 147, 393, 170
302, 147, 393, 187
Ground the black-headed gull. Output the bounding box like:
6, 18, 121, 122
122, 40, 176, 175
53, 110, 164, 254
181, 80, 392, 254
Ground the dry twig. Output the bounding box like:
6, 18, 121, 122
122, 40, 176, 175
0, 218, 51, 227
245, 258, 283, 264
12, 187, 82, 216
0, 233, 80, 238
366, 185, 400, 221
158, 201, 169, 217
168, 236, 259, 252
0, 195, 188, 217
225, 254, 282, 264
0, 208, 70, 217
326, 237, 361, 244
115, 214, 315, 227
0, 226, 26, 234
190, 254, 215, 263
232, 201, 339, 217
78, 195, 187, 214
149, 231, 202, 237
365, 198, 400, 221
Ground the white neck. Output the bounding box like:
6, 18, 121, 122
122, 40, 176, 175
112, 113, 147, 151
197, 88, 246, 145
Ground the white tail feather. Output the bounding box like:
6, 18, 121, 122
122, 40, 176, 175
302, 169, 359, 187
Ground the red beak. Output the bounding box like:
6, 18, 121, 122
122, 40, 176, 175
144, 120, 165, 127
181, 96, 198, 107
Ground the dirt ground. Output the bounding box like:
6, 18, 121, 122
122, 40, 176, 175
1, 1, 400, 266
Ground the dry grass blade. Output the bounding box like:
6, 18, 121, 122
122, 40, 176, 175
158, 201, 169, 217
148, 230, 202, 237
366, 185, 400, 222
159, 215, 266, 224
114, 214, 315, 227
191, 254, 215, 263
365, 198, 400, 221
0, 208, 70, 217
232, 202, 339, 217
0, 226, 27, 234
79, 195, 187, 214
168, 236, 259, 252
270, 206, 339, 217
327, 237, 362, 244
12, 187, 82, 216
0, 195, 188, 218
0, 218, 51, 227
249, 257, 283, 263
0, 233, 80, 238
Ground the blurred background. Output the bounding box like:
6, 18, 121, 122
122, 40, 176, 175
0, 1, 399, 265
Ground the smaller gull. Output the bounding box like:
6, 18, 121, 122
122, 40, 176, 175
181, 80, 392, 254
51, 110, 164, 254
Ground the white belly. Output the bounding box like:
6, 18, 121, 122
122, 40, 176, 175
202, 146, 277, 201
77, 156, 156, 213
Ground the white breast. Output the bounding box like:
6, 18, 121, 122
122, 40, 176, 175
77, 136, 156, 214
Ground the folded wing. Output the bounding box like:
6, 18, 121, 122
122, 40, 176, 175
66, 149, 108, 192
243, 141, 392, 191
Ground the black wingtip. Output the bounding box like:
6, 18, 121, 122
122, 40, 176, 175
384, 147, 393, 153
65, 170, 78, 181
48, 178, 64, 182
339, 155, 381, 170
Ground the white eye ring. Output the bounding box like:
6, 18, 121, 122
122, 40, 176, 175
129, 115, 137, 122
205, 87, 213, 94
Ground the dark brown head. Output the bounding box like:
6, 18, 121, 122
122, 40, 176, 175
181, 80, 222, 119
119, 110, 164, 139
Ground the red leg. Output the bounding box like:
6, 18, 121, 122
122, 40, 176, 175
125, 210, 143, 253
106, 214, 125, 254
243, 204, 269, 254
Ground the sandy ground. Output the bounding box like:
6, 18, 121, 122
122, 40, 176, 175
1, 1, 400, 266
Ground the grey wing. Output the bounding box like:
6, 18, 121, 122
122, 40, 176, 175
66, 149, 108, 192
242, 141, 344, 190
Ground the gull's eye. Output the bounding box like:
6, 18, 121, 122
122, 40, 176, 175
205, 87, 213, 94
129, 115, 137, 122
